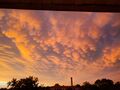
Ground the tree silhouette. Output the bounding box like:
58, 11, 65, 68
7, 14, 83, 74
7, 78, 17, 89
94, 79, 114, 90
54, 83, 60, 87
114, 82, 120, 90
75, 84, 80, 87
0, 88, 7, 90
82, 81, 92, 90
1, 77, 119, 90
7, 76, 39, 90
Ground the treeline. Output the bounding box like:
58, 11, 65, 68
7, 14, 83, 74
0, 76, 120, 90
80, 79, 120, 90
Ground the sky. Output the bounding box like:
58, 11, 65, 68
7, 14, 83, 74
0, 9, 120, 87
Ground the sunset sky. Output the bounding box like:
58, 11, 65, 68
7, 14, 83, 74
0, 9, 120, 87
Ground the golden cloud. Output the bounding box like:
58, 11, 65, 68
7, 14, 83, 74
0, 10, 120, 85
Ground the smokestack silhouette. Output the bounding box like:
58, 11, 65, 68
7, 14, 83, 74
71, 77, 73, 86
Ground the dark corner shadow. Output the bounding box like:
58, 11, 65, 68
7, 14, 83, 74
0, 0, 120, 12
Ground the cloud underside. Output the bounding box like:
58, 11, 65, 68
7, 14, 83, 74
0, 10, 120, 85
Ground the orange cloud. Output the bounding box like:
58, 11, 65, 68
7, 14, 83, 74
0, 10, 120, 86
93, 13, 112, 27
10, 10, 41, 30
103, 46, 120, 66
2, 10, 41, 60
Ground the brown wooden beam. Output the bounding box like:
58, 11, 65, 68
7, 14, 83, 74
0, 0, 120, 12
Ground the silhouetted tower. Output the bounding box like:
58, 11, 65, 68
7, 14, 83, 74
71, 77, 73, 86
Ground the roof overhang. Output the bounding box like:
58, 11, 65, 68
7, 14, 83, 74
0, 0, 120, 12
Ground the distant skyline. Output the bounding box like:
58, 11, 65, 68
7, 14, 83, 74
0, 9, 120, 87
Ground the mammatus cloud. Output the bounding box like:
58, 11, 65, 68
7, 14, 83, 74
0, 10, 120, 86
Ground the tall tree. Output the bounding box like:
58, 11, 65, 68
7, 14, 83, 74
94, 79, 114, 90
7, 76, 39, 90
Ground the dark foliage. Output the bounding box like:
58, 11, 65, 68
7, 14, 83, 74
7, 76, 39, 90
0, 77, 120, 90
114, 82, 120, 90
81, 78, 120, 90
54, 83, 61, 87
0, 88, 7, 90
